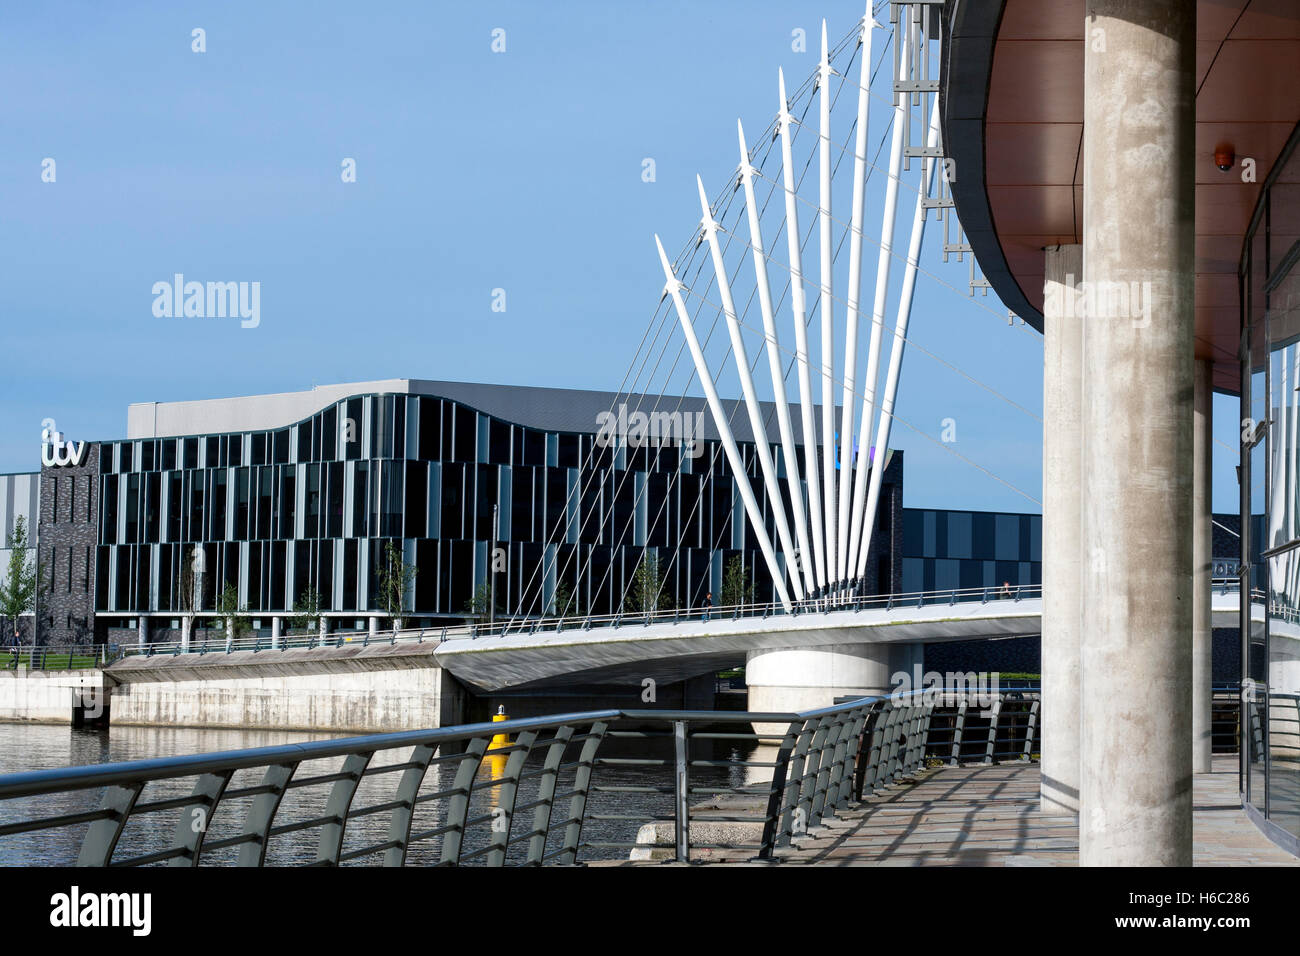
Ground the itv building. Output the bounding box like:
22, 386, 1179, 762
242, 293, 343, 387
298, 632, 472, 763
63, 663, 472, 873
8, 378, 918, 646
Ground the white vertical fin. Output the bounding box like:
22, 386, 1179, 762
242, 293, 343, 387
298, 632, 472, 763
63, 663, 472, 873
695, 177, 805, 602
655, 236, 794, 611
856, 91, 942, 580
818, 19, 839, 593
737, 119, 817, 598
849, 13, 908, 580
835, 8, 875, 587
778, 67, 828, 593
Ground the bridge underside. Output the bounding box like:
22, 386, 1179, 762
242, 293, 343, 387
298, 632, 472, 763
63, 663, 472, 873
434, 596, 1258, 694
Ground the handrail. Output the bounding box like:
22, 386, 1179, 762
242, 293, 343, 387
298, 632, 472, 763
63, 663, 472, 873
120, 582, 1059, 658
0, 686, 1044, 867
2, 644, 119, 671
117, 576, 1259, 660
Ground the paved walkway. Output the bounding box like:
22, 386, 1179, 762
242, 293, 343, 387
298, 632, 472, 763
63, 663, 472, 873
598, 756, 1296, 866
769, 756, 1295, 866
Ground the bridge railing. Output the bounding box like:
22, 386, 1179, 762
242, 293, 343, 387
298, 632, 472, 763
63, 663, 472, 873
2, 644, 120, 671
118, 581, 1062, 659
0, 686, 1040, 867
118, 576, 1256, 660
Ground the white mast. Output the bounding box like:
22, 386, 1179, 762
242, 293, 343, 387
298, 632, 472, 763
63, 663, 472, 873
737, 119, 817, 598
778, 67, 828, 593
834, 9, 875, 587
856, 93, 942, 579
695, 177, 806, 602
655, 236, 794, 611
817, 20, 839, 592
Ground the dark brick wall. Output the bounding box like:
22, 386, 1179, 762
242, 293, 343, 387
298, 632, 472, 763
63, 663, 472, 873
37, 443, 100, 645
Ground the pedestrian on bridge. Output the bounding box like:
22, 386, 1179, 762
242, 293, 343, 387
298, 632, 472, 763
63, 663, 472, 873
702, 591, 712, 623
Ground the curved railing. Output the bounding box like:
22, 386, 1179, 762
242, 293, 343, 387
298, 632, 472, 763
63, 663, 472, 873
0, 686, 1040, 866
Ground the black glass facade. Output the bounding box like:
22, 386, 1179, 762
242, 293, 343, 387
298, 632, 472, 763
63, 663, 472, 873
902, 508, 1042, 593
90, 390, 905, 630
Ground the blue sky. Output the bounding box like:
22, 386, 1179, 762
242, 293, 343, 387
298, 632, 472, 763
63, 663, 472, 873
0, 1, 1244, 513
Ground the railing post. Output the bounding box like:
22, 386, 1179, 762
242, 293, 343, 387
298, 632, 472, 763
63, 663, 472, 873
438, 737, 491, 866
778, 719, 815, 847
315, 752, 375, 866
951, 698, 967, 765
673, 720, 690, 863
759, 721, 801, 859
78, 783, 143, 866
486, 730, 539, 866
168, 771, 233, 867
1022, 698, 1040, 761
557, 720, 609, 865
235, 762, 299, 866
525, 725, 575, 866
983, 699, 1003, 764
382, 744, 437, 867
853, 707, 880, 800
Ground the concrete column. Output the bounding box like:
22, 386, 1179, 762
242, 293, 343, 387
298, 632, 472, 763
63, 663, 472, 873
319, 615, 328, 644
137, 615, 147, 649
180, 616, 191, 653
744, 642, 896, 786
271, 616, 282, 651
368, 616, 379, 641
1193, 358, 1213, 772
1080, 0, 1195, 866
1042, 243, 1083, 815
745, 643, 895, 714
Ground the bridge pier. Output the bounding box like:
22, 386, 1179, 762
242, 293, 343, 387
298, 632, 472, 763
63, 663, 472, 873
744, 643, 895, 714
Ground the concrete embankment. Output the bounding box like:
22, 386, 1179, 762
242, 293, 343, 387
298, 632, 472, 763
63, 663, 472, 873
0, 668, 110, 725
104, 643, 466, 732
1, 643, 467, 733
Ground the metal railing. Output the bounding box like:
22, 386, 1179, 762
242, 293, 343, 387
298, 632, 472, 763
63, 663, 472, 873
0, 686, 1039, 866
121, 582, 1053, 659
118, 577, 1263, 661
2, 644, 119, 671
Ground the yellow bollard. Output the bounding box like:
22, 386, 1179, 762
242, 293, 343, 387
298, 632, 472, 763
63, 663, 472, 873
489, 705, 510, 750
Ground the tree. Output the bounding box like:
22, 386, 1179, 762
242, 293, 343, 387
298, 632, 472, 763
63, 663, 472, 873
720, 555, 754, 609
376, 541, 417, 630
0, 517, 38, 644
550, 575, 575, 619
464, 581, 500, 622
626, 551, 672, 613
179, 544, 206, 646
291, 585, 323, 634
215, 582, 251, 641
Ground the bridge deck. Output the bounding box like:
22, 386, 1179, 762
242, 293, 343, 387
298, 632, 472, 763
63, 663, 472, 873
601, 757, 1296, 866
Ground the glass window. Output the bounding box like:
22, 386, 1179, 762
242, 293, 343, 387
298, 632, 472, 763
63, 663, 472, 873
417, 397, 441, 461
994, 514, 1020, 560
947, 511, 972, 559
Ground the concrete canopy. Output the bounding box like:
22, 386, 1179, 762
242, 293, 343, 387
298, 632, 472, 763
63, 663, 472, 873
942, 0, 1300, 393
